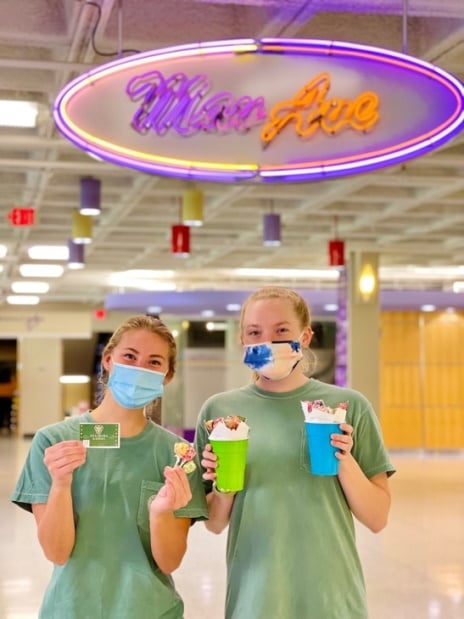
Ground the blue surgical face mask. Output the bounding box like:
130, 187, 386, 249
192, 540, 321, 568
108, 362, 166, 409
243, 340, 303, 381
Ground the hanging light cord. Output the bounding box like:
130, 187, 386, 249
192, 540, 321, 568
84, 1, 140, 57
402, 0, 409, 54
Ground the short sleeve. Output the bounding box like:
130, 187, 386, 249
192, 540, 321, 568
350, 396, 396, 479
11, 430, 54, 512
193, 401, 215, 495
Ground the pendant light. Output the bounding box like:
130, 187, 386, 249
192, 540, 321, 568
79, 176, 101, 216
182, 184, 204, 227
72, 209, 93, 244
328, 217, 345, 266
263, 213, 281, 246
171, 224, 190, 257
67, 238, 85, 269
263, 199, 281, 246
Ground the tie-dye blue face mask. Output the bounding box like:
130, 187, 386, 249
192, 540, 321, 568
242, 340, 303, 381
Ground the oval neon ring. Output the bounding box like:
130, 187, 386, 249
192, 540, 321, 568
53, 38, 464, 183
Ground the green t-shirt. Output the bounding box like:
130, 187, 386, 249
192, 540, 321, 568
11, 413, 208, 619
195, 379, 396, 619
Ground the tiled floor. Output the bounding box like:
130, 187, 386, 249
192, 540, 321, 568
1, 436, 463, 619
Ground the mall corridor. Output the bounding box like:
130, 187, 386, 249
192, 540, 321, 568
1, 435, 463, 619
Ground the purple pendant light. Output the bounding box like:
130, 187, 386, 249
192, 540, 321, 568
79, 177, 101, 216
263, 212, 281, 246
67, 238, 85, 269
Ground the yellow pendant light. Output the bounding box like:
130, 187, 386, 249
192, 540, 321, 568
182, 185, 204, 227
72, 209, 93, 244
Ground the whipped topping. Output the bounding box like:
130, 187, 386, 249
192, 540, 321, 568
301, 399, 348, 423
205, 415, 250, 440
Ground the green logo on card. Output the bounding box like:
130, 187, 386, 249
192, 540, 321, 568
79, 423, 120, 448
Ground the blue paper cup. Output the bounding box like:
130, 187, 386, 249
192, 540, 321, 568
305, 422, 340, 476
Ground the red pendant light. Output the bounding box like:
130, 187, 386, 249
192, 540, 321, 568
328, 216, 345, 266
171, 224, 190, 257
328, 239, 345, 266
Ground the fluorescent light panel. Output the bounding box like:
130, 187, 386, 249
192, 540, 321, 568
235, 268, 339, 280
7, 295, 40, 305
59, 375, 91, 384
452, 281, 464, 293
19, 264, 64, 277
206, 321, 226, 331
11, 281, 50, 294
28, 245, 68, 260
110, 270, 176, 290
0, 100, 38, 128
117, 280, 176, 291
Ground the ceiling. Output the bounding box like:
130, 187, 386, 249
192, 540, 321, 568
1, 0, 464, 319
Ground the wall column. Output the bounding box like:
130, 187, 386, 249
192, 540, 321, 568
225, 319, 250, 390
17, 337, 63, 437
162, 320, 186, 432
347, 252, 380, 414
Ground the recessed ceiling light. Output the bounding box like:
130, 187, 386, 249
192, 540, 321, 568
0, 100, 38, 127
7, 295, 40, 305
11, 281, 50, 294
226, 303, 241, 311
421, 304, 436, 312
19, 264, 64, 277
201, 309, 215, 317
324, 304, 339, 312
147, 305, 163, 314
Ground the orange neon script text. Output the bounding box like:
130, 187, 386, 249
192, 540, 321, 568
261, 72, 380, 143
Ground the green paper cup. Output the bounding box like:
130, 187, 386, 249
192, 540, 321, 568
305, 422, 340, 476
209, 438, 249, 492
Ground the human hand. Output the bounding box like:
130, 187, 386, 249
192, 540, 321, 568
149, 466, 192, 514
200, 443, 218, 482
43, 440, 87, 487
331, 423, 354, 461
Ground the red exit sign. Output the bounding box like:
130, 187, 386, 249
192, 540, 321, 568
8, 207, 35, 226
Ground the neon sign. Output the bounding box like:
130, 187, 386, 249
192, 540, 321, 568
127, 70, 267, 136
261, 72, 380, 143
53, 38, 464, 183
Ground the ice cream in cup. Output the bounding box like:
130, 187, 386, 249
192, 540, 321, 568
205, 415, 250, 493
301, 400, 348, 476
